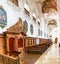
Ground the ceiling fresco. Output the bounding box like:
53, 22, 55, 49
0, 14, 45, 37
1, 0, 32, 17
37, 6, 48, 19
42, 0, 57, 13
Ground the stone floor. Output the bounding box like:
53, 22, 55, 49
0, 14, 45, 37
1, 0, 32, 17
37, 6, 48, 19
24, 53, 41, 64
24, 44, 60, 64
0, 44, 60, 64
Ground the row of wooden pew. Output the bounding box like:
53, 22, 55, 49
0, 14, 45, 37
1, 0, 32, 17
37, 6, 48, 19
25, 38, 52, 54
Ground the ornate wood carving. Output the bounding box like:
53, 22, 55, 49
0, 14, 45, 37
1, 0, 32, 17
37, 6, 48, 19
7, 18, 23, 34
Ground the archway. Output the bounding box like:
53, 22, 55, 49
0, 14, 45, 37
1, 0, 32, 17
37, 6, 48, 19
48, 19, 58, 43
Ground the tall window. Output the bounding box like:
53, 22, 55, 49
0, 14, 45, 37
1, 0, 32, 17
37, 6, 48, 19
24, 8, 30, 16
24, 3, 30, 16
38, 21, 40, 26
33, 13, 36, 22
33, 16, 36, 22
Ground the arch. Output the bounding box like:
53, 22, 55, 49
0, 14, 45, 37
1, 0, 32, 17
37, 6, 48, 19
9, 37, 15, 52
48, 19, 57, 26
48, 19, 58, 41
18, 38, 23, 48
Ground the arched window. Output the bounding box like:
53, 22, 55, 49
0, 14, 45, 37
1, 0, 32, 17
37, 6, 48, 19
30, 24, 33, 34
24, 3, 30, 16
23, 20, 28, 33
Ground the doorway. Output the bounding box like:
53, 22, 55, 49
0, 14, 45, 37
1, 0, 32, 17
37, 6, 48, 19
9, 37, 15, 52
18, 38, 23, 48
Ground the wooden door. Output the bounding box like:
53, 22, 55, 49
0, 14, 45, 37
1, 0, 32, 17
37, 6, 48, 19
9, 37, 15, 52
18, 38, 23, 48
55, 38, 58, 43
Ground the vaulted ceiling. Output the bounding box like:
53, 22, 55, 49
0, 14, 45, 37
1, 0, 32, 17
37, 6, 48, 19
42, 0, 57, 13
36, 0, 57, 26
36, 0, 57, 13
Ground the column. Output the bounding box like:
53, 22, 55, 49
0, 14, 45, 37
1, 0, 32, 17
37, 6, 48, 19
6, 35, 9, 52
57, 0, 60, 47
14, 37, 18, 51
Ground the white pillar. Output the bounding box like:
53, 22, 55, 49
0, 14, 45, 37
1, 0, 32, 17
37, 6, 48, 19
41, 15, 45, 37
57, 0, 60, 46
57, 16, 60, 44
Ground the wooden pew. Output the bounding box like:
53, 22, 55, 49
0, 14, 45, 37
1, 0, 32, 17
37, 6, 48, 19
25, 38, 52, 54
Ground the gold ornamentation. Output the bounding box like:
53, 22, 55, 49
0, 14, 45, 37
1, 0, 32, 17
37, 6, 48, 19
42, 0, 57, 13
7, 18, 23, 33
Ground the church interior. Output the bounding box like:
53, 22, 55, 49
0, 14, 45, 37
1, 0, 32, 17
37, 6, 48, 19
0, 0, 60, 64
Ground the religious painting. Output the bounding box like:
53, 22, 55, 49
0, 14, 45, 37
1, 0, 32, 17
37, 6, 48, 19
0, 7, 7, 28
38, 29, 40, 36
30, 24, 33, 34
23, 20, 28, 33
24, 8, 30, 16
42, 0, 57, 13
40, 30, 42, 36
